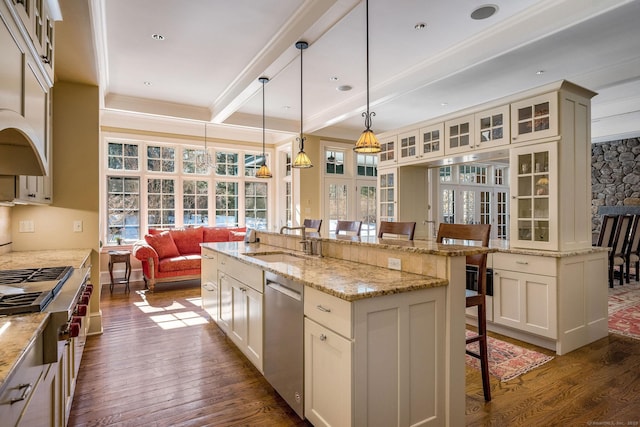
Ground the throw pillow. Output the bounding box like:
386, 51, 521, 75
170, 227, 204, 254
145, 231, 180, 259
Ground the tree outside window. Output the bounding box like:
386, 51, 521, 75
215, 181, 238, 226
107, 176, 140, 243
148, 178, 175, 228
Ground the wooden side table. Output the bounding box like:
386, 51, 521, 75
108, 250, 131, 293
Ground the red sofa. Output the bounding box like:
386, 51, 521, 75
132, 226, 245, 291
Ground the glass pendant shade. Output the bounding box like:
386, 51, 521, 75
293, 148, 312, 168
355, 128, 381, 153
256, 163, 273, 178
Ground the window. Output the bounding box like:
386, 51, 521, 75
215, 181, 238, 226
147, 145, 175, 172
147, 178, 176, 228
183, 180, 208, 225
215, 151, 238, 176
183, 148, 209, 174
357, 154, 377, 177
325, 151, 345, 175
106, 176, 140, 243
379, 171, 395, 222
245, 182, 268, 229
244, 154, 269, 177
108, 142, 138, 171
439, 166, 452, 183
285, 181, 292, 227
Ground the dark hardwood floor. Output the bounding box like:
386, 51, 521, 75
69, 280, 640, 426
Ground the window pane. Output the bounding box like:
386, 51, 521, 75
108, 142, 139, 171
245, 182, 268, 229
107, 176, 140, 243
216, 152, 238, 176
215, 181, 238, 225
147, 178, 175, 228
183, 180, 208, 225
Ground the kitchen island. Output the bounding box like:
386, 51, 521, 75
202, 235, 493, 427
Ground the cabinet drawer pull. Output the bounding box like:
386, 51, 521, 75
11, 383, 33, 404
320, 334, 327, 341
515, 261, 529, 265
316, 305, 331, 313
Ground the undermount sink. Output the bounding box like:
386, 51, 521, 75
245, 252, 307, 263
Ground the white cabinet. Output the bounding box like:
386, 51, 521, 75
510, 141, 557, 250
378, 135, 397, 167
304, 317, 352, 427
217, 254, 264, 372
201, 248, 218, 321
398, 124, 445, 164
304, 286, 353, 427
444, 114, 474, 155
475, 105, 510, 149
378, 169, 397, 222
493, 254, 557, 339
510, 92, 558, 143
397, 130, 419, 163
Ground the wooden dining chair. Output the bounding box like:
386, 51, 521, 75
609, 215, 633, 287
625, 215, 640, 283
303, 219, 322, 233
335, 220, 362, 236
377, 221, 416, 240
437, 223, 492, 401
594, 214, 618, 248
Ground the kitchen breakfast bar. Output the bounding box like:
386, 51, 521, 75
202, 231, 493, 427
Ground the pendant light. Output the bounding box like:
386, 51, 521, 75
292, 40, 313, 168
354, 0, 381, 153
256, 76, 273, 178
196, 123, 214, 170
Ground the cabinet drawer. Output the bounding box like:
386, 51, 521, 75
305, 287, 352, 339
218, 254, 263, 292
492, 253, 556, 276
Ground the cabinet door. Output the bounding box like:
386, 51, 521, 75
201, 250, 218, 320
1, 16, 23, 113
511, 92, 558, 143
304, 318, 352, 427
17, 363, 56, 427
510, 141, 558, 250
397, 130, 419, 164
475, 105, 510, 149
419, 122, 444, 160
493, 269, 557, 338
218, 273, 233, 334
230, 279, 247, 345
245, 286, 263, 372
378, 135, 397, 167
444, 114, 475, 155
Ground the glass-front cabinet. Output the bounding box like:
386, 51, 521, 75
378, 135, 397, 167
510, 141, 557, 250
475, 105, 510, 149
419, 123, 444, 160
398, 131, 419, 164
444, 114, 474, 155
510, 92, 558, 143
378, 169, 397, 222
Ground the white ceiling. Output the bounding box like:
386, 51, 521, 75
55, 0, 640, 145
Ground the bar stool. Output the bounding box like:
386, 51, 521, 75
108, 250, 132, 293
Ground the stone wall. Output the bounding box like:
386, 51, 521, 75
591, 137, 640, 233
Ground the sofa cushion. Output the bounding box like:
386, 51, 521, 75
158, 255, 201, 272
229, 227, 247, 241
203, 227, 231, 242
170, 227, 204, 254
144, 231, 180, 259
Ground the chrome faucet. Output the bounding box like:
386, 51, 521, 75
280, 226, 312, 255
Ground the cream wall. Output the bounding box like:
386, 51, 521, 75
11, 81, 101, 333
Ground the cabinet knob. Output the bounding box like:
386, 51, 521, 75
515, 261, 529, 265
319, 334, 327, 342
316, 305, 331, 313
41, 55, 51, 64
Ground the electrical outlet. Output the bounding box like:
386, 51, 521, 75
19, 220, 35, 233
388, 257, 401, 270
73, 220, 83, 232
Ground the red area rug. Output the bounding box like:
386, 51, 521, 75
465, 331, 554, 382
608, 282, 640, 340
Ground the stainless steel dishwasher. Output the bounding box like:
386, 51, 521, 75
264, 271, 304, 419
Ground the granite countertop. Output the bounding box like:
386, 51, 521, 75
202, 242, 449, 302
0, 248, 92, 270
0, 249, 92, 393
0, 313, 49, 393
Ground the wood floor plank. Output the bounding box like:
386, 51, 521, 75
69, 280, 640, 426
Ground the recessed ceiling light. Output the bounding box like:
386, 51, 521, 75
536, 70, 545, 75
470, 5, 498, 20
329, 76, 339, 81
143, 81, 152, 86
283, 106, 291, 110
151, 34, 165, 41
414, 23, 426, 30
441, 102, 449, 107
337, 85, 352, 92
